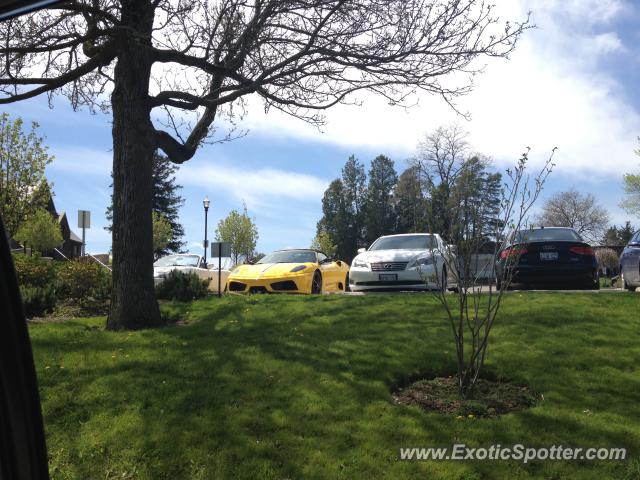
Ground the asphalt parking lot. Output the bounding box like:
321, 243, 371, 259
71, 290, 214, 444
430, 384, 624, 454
344, 287, 633, 295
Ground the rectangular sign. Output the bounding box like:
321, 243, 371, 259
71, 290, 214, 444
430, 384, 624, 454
78, 210, 91, 229
211, 241, 231, 258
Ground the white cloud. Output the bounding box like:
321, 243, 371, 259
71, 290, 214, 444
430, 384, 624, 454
590, 32, 625, 54
533, 0, 625, 25
234, 0, 638, 178
176, 162, 329, 212
47, 145, 112, 176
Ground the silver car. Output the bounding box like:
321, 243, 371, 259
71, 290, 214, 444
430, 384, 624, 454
153, 254, 232, 293
620, 231, 640, 292
348, 233, 455, 291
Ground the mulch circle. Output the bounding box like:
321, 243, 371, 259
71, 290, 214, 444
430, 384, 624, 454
392, 376, 539, 417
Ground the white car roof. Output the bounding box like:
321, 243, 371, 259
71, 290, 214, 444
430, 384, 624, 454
377, 233, 438, 238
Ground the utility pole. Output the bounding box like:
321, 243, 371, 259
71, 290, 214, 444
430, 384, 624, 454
203, 196, 210, 263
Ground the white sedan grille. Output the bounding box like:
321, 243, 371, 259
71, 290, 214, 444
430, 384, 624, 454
370, 262, 408, 271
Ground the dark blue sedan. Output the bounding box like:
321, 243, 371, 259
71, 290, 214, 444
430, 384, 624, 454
496, 227, 599, 290
620, 230, 640, 292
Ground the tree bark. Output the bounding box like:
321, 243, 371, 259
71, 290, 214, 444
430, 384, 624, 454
107, 1, 161, 330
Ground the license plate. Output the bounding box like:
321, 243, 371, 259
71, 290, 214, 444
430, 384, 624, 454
379, 274, 398, 281
539, 251, 558, 261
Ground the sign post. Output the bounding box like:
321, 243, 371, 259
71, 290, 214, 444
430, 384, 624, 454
77, 210, 91, 256
210, 241, 231, 297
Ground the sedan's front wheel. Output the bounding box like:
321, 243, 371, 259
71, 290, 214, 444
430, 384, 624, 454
311, 271, 322, 294
622, 272, 637, 292
440, 267, 447, 292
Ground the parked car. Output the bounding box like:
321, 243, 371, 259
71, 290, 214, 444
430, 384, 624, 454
153, 254, 231, 293
226, 249, 349, 294
348, 233, 455, 291
495, 227, 599, 290
619, 230, 640, 292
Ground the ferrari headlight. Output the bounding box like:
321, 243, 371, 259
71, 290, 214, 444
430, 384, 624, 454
290, 265, 307, 273
414, 256, 435, 267
231, 266, 241, 274
352, 258, 368, 268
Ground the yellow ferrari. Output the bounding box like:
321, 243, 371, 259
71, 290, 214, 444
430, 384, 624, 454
227, 249, 350, 294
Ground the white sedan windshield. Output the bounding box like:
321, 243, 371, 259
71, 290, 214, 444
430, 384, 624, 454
369, 235, 436, 251
154, 255, 200, 267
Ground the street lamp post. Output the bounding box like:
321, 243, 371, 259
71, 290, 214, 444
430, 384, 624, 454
203, 196, 210, 263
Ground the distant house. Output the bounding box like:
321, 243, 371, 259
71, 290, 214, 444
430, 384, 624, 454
11, 182, 83, 259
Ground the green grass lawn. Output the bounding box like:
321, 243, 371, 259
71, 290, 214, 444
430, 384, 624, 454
29, 292, 640, 479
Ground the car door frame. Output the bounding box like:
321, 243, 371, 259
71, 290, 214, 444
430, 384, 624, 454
317, 252, 342, 291
0, 215, 50, 479
622, 232, 640, 285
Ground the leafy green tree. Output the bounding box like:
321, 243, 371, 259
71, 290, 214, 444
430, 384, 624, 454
621, 172, 640, 218
215, 204, 258, 266
152, 212, 173, 259
0, 113, 54, 238
250, 252, 266, 263
311, 230, 337, 257
364, 155, 397, 243
14, 209, 62, 253
106, 152, 185, 256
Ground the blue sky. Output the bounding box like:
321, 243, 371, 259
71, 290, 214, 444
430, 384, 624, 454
5, 0, 640, 254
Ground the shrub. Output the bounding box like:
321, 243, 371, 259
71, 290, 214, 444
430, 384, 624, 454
595, 248, 619, 273
20, 284, 57, 317
14, 208, 63, 254
12, 253, 57, 288
56, 259, 111, 304
156, 270, 208, 302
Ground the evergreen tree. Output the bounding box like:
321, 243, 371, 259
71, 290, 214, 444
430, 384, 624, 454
393, 166, 428, 233
364, 155, 397, 243
341, 155, 367, 252
316, 179, 352, 261
450, 157, 502, 244
106, 152, 185, 257
602, 221, 635, 245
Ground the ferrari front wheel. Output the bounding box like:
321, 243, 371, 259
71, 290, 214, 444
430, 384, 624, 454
311, 271, 322, 294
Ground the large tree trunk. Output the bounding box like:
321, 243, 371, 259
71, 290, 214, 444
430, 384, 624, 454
107, 2, 161, 330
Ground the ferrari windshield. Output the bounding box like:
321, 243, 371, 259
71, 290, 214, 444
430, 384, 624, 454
154, 255, 200, 267
512, 228, 582, 244
369, 235, 436, 251
258, 250, 317, 264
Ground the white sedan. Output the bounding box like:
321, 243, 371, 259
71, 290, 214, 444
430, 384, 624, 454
153, 254, 232, 293
348, 233, 455, 291
620, 230, 640, 292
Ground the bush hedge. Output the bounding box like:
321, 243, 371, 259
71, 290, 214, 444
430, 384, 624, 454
20, 284, 57, 317
56, 259, 111, 304
13, 253, 57, 288
156, 270, 208, 302
12, 254, 112, 315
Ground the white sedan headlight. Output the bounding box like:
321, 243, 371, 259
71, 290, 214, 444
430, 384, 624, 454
352, 258, 368, 268
412, 256, 436, 267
